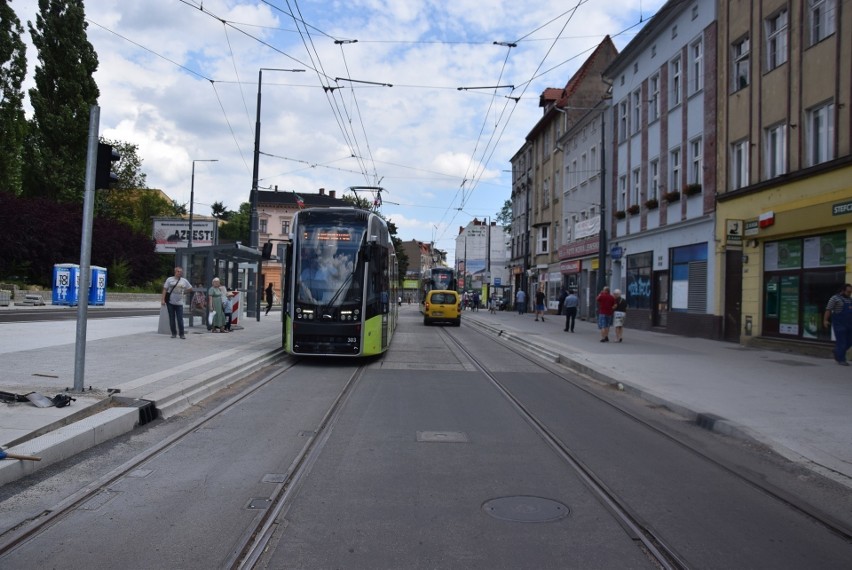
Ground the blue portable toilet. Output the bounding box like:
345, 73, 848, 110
52, 263, 80, 306
89, 265, 107, 305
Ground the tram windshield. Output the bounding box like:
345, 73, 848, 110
296, 223, 366, 308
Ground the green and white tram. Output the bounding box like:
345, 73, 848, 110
282, 207, 398, 356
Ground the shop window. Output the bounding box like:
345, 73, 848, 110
762, 232, 846, 339
626, 251, 653, 310
670, 243, 708, 313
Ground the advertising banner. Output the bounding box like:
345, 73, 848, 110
152, 218, 217, 253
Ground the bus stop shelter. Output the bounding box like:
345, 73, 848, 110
174, 243, 264, 324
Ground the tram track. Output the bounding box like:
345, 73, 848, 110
0, 357, 368, 568
440, 326, 689, 569
442, 322, 852, 566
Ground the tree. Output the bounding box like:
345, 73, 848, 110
0, 192, 161, 287
210, 201, 232, 221
0, 2, 27, 195
495, 199, 512, 232
218, 202, 251, 242
23, 0, 99, 203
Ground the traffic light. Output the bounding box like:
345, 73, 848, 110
95, 143, 120, 189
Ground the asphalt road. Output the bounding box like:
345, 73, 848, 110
2, 309, 851, 568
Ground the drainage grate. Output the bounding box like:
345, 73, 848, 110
482, 496, 569, 523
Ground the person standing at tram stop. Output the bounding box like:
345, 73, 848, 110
162, 266, 192, 339
613, 289, 628, 343
208, 277, 227, 333
515, 288, 526, 315
265, 282, 274, 316
823, 283, 852, 366
562, 289, 579, 332
596, 286, 616, 342
534, 287, 546, 322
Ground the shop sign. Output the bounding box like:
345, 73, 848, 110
560, 260, 580, 274
610, 246, 624, 260
744, 219, 759, 236
558, 235, 599, 259
726, 220, 743, 245
832, 200, 852, 216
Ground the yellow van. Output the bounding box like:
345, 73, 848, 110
423, 290, 461, 326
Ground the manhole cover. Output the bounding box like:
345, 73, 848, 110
482, 496, 569, 523
416, 431, 468, 443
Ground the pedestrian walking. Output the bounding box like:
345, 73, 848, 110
473, 292, 480, 312
534, 288, 546, 321
161, 266, 192, 339
208, 277, 227, 332
823, 283, 852, 366
265, 282, 274, 315
563, 289, 579, 332
515, 289, 526, 315
613, 289, 628, 342
596, 286, 616, 342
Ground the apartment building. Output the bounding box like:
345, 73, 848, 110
603, 0, 720, 338
556, 37, 619, 319
715, 0, 852, 350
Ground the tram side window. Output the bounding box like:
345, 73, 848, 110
366, 246, 388, 317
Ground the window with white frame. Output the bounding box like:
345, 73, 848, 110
590, 146, 597, 178
765, 124, 787, 178
765, 9, 788, 71
670, 57, 682, 105
632, 168, 641, 206
589, 205, 597, 218
650, 74, 660, 121
808, 0, 836, 46
649, 158, 659, 200
281, 220, 290, 235
690, 39, 703, 94
543, 177, 551, 207
689, 138, 702, 185
632, 89, 641, 134
538, 225, 549, 254
618, 175, 627, 211
732, 37, 750, 91
670, 148, 682, 192
259, 219, 267, 233
806, 102, 835, 166
618, 100, 628, 140
731, 139, 749, 190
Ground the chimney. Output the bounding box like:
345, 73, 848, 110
329, 190, 336, 199
319, 188, 325, 195
274, 185, 278, 192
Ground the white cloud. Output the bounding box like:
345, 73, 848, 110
11, 0, 667, 262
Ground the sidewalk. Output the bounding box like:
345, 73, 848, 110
0, 301, 283, 485
462, 308, 852, 488
2, 303, 850, 490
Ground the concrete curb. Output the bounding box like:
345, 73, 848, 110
468, 316, 750, 441
0, 345, 285, 486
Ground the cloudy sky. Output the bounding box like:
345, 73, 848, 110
11, 0, 665, 261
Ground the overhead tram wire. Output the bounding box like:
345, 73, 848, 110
283, 0, 375, 184
221, 23, 256, 141
85, 16, 252, 174
432, 0, 590, 247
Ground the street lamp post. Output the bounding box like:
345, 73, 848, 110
250, 67, 305, 251
189, 159, 218, 249
249, 67, 304, 318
